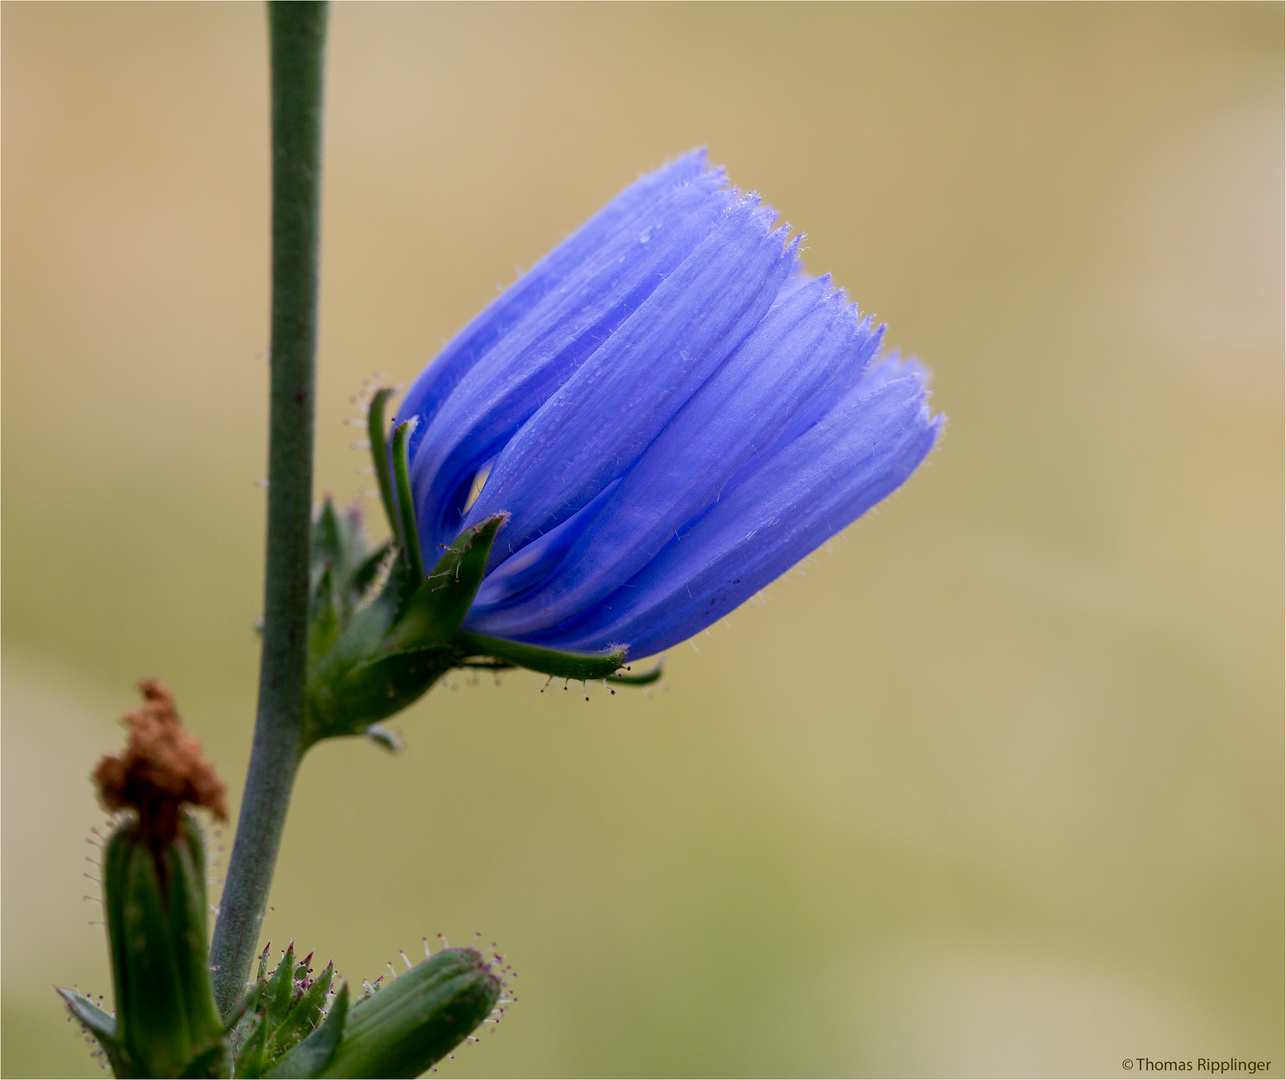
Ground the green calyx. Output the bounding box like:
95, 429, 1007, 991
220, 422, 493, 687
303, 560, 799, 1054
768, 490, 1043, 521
231, 943, 336, 1078
300, 387, 661, 748
61, 814, 228, 1078
301, 509, 503, 744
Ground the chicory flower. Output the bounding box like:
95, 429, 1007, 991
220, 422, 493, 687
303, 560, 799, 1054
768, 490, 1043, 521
392, 149, 942, 660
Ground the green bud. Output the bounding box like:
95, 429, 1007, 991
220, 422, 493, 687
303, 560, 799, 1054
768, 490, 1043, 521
233, 944, 337, 1079
60, 681, 231, 1079
98, 815, 227, 1078
294, 948, 503, 1079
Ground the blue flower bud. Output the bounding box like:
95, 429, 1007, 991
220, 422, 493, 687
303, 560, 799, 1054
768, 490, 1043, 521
394, 149, 943, 661
301, 152, 942, 739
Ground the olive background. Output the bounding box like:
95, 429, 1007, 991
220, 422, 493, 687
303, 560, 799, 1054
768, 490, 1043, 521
3, 4, 1282, 1077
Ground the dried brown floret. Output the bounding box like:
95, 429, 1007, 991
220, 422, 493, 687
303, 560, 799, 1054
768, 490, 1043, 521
93, 679, 227, 844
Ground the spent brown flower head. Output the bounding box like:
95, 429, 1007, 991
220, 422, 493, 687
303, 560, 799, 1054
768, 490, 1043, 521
93, 679, 227, 844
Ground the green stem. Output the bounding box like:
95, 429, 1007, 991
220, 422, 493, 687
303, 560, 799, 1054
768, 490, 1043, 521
210, 0, 328, 1015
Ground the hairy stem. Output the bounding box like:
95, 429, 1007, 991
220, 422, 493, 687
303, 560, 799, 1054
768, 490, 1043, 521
210, 0, 328, 1015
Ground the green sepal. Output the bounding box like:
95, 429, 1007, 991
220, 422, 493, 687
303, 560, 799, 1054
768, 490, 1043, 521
302, 414, 668, 741
271, 959, 335, 1055
310, 499, 371, 601
315, 949, 500, 1079
234, 1018, 272, 1080
384, 514, 505, 651
302, 516, 503, 743
231, 944, 295, 1078
366, 387, 398, 534
310, 498, 351, 578
323, 573, 402, 670
308, 563, 342, 669
57, 988, 117, 1045
220, 981, 265, 1036
606, 661, 664, 686
453, 631, 627, 681
351, 540, 393, 597
56, 989, 129, 1077
102, 821, 135, 1063
266, 943, 301, 1020
305, 646, 455, 743
390, 420, 426, 585
302, 571, 408, 744
266, 982, 349, 1079
308, 499, 387, 669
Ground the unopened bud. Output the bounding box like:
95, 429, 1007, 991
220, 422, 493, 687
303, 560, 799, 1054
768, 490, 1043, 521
286, 948, 502, 1079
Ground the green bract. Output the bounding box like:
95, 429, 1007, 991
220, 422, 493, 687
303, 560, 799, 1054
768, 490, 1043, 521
300, 395, 656, 749
232, 944, 336, 1078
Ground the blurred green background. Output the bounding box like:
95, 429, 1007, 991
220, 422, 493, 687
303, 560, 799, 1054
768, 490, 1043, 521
3, 4, 1282, 1077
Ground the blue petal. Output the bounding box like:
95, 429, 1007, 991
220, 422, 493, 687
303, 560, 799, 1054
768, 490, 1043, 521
521, 358, 943, 657
395, 148, 710, 460
462, 276, 884, 638
403, 162, 739, 556
470, 480, 619, 611
463, 196, 801, 563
